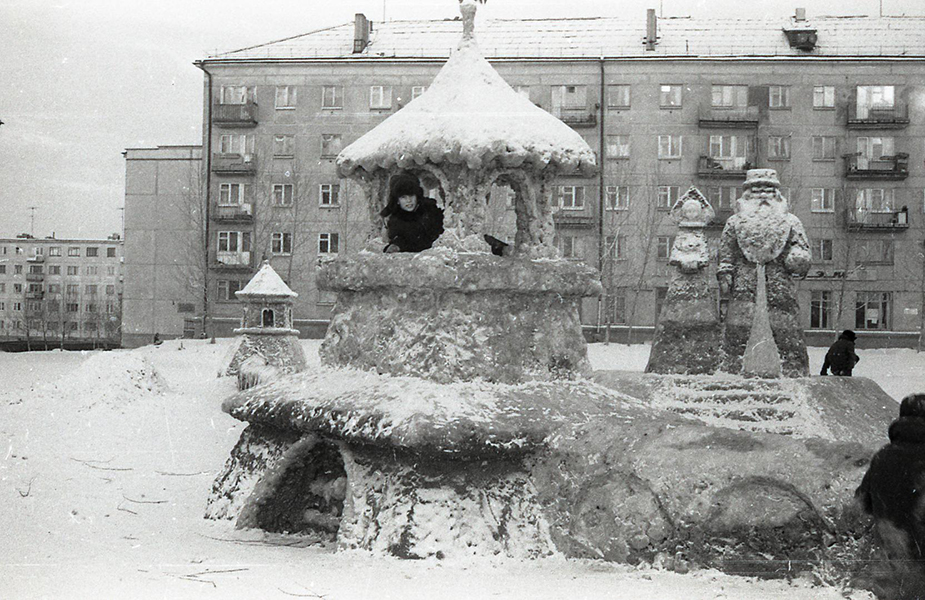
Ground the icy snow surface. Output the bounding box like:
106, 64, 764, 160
3, 339, 921, 598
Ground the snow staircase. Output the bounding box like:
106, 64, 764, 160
652, 377, 823, 437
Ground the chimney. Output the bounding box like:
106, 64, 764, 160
795, 7, 806, 22
353, 13, 370, 54
645, 9, 657, 51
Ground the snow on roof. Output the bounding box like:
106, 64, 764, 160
236, 261, 297, 299
336, 11, 597, 178
206, 15, 925, 61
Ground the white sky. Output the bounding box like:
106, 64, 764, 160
0, 0, 922, 239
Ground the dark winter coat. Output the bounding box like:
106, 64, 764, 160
821, 335, 859, 376
384, 197, 444, 253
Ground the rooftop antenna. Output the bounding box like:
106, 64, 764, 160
28, 206, 37, 237
118, 207, 125, 236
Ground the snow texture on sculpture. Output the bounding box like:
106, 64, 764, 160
646, 187, 722, 375
717, 169, 810, 377
221, 261, 307, 382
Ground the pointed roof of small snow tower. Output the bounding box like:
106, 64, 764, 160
236, 261, 298, 301
336, 0, 597, 179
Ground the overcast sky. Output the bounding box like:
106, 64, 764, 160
1, 0, 922, 239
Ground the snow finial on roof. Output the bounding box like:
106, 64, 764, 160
460, 0, 479, 42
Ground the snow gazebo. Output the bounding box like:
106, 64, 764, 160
322, 0, 601, 383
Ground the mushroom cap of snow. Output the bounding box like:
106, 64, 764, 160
236, 261, 298, 301
336, 41, 598, 179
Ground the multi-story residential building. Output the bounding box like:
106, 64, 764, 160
135, 10, 925, 345
0, 235, 123, 349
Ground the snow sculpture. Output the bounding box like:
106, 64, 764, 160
220, 261, 306, 382
324, 0, 600, 383
646, 187, 722, 374
717, 169, 810, 377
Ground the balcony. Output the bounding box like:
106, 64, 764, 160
27, 255, 44, 263
845, 208, 910, 232
552, 108, 598, 129
25, 290, 44, 300
212, 101, 258, 127
698, 105, 759, 129
697, 156, 755, 180
213, 251, 252, 270
553, 212, 594, 229
213, 203, 254, 222
212, 153, 257, 175
26, 273, 44, 282
847, 104, 909, 129
844, 153, 908, 181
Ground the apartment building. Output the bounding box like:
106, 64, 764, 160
0, 236, 123, 349
170, 10, 925, 344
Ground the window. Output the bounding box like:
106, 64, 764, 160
29, 265, 43, 274
813, 85, 835, 109
48, 266, 60, 275
85, 266, 98, 276
219, 182, 246, 206
322, 85, 344, 109
107, 266, 116, 276
606, 135, 630, 159
66, 284, 78, 296
67, 321, 78, 331
768, 136, 791, 160
271, 232, 293, 255
49, 246, 61, 257
217, 231, 252, 253
217, 280, 243, 302
811, 188, 835, 213
411, 86, 427, 100
13, 301, 22, 311
47, 284, 60, 293
369, 85, 393, 109
32, 247, 43, 256
84, 322, 97, 332
604, 235, 625, 260
605, 186, 628, 211
275, 85, 297, 109
856, 85, 895, 118
658, 135, 681, 159
219, 133, 248, 155
857, 239, 893, 265
47, 300, 58, 312
0, 265, 5, 274
272, 134, 295, 157
856, 137, 894, 168
812, 239, 833, 262
84, 284, 97, 295
272, 183, 294, 207
812, 136, 836, 161
107, 247, 116, 258
708, 135, 751, 169
856, 189, 894, 213
551, 85, 588, 116
319, 184, 340, 207
318, 233, 339, 254
607, 85, 631, 109
656, 236, 674, 260
321, 134, 343, 158
14, 265, 22, 275
657, 186, 680, 210
558, 235, 579, 259
558, 186, 585, 210
604, 291, 626, 324
707, 187, 740, 212
66, 303, 78, 313
514, 85, 531, 100
85, 303, 97, 313
856, 291, 891, 330
219, 86, 248, 105
106, 285, 115, 295
711, 85, 748, 108
66, 266, 79, 276
68, 247, 80, 257
769, 85, 790, 108
659, 84, 682, 108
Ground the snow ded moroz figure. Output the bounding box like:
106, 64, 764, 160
717, 169, 810, 377
646, 187, 722, 374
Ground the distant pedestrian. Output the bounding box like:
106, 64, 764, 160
820, 330, 859, 376
855, 394, 925, 598
153, 333, 163, 346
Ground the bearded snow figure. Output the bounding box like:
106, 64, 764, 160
717, 169, 810, 377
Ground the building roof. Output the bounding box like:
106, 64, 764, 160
236, 261, 297, 300
207, 14, 925, 62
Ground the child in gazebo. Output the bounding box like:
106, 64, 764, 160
381, 172, 444, 253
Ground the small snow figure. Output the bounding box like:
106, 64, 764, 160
153, 333, 162, 346
856, 394, 925, 598
820, 330, 860, 376
381, 172, 444, 253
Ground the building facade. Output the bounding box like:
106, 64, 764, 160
180, 11, 925, 344
0, 236, 123, 349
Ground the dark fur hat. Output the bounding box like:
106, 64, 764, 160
381, 172, 424, 217
899, 394, 925, 419
840, 330, 857, 342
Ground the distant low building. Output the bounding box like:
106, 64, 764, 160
0, 235, 123, 350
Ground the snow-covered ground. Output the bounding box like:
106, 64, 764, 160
3, 339, 920, 600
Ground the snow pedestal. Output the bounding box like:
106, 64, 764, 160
318, 251, 600, 383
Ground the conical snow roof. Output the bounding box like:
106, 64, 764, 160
236, 261, 297, 300
336, 2, 596, 179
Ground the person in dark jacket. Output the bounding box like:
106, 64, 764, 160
381, 172, 444, 253
820, 329, 860, 376
855, 394, 925, 599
